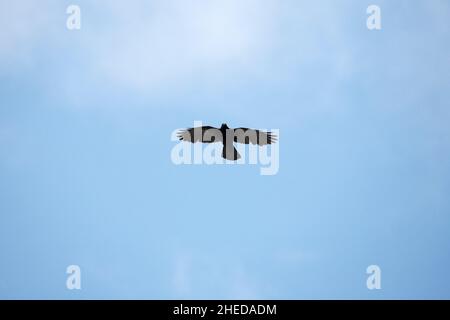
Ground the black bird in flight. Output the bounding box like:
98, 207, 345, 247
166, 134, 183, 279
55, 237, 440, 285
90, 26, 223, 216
177, 123, 278, 160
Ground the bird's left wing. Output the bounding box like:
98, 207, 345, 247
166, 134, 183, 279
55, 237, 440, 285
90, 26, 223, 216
177, 126, 223, 143
233, 128, 277, 145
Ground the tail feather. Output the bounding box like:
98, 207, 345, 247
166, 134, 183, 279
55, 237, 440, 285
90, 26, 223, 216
222, 144, 241, 160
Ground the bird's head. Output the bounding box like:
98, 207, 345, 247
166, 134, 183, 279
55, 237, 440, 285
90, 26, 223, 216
220, 123, 229, 130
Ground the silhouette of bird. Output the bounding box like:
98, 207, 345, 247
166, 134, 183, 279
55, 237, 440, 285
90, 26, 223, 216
177, 123, 277, 160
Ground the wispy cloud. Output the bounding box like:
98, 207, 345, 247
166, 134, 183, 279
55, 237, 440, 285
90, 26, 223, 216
170, 249, 260, 299
87, 0, 279, 91
0, 0, 58, 70
0, 0, 283, 108
172, 251, 192, 297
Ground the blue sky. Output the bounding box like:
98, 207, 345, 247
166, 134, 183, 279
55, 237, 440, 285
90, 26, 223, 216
1, 0, 450, 299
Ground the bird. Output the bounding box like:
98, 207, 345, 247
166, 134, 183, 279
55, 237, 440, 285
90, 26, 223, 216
177, 123, 278, 160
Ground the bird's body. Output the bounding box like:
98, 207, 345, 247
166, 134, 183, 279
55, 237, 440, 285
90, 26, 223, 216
218, 123, 237, 160
177, 123, 277, 161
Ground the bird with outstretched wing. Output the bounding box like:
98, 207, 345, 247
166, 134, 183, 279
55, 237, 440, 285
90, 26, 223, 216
177, 123, 277, 160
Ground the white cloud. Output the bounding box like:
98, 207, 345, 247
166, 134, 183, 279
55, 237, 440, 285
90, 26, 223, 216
172, 251, 192, 296
2, 0, 449, 119
170, 249, 260, 298
0, 1, 58, 69
86, 0, 279, 91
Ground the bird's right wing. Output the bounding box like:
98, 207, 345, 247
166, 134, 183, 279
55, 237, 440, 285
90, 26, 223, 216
177, 126, 223, 143
233, 127, 277, 145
